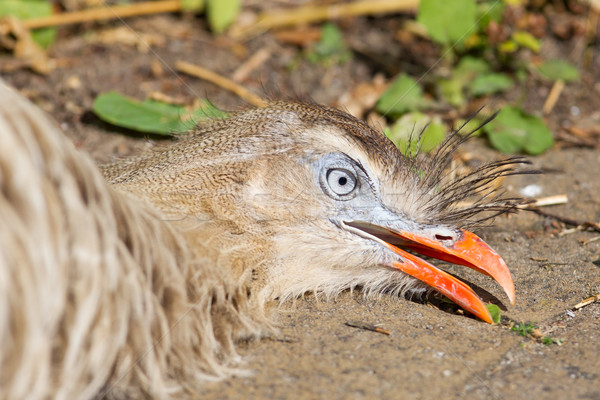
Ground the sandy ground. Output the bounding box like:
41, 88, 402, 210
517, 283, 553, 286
2, 11, 599, 400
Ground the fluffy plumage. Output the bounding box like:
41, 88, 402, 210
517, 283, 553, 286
0, 82, 267, 399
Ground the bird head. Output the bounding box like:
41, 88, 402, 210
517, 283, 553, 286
105, 102, 526, 324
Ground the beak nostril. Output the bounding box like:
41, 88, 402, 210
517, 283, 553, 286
435, 234, 454, 242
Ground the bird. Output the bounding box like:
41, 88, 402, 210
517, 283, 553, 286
0, 80, 526, 399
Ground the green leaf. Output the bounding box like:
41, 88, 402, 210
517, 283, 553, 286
385, 112, 446, 156
417, 0, 477, 46
0, 0, 56, 48
522, 114, 554, 155
376, 73, 431, 116
470, 72, 514, 96
537, 60, 580, 82
306, 23, 352, 66
541, 337, 553, 345
483, 106, 553, 155
92, 92, 227, 135
485, 304, 501, 324
512, 31, 540, 53
207, 0, 240, 34
511, 322, 537, 336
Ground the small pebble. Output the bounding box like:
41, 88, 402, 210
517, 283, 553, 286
570, 106, 580, 116
520, 184, 542, 197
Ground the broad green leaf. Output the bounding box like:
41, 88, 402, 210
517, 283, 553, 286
512, 31, 540, 52
92, 92, 227, 135
0, 0, 56, 48
376, 73, 431, 116
207, 0, 240, 33
537, 60, 580, 82
483, 106, 553, 155
522, 114, 554, 155
486, 304, 501, 324
306, 23, 352, 66
485, 107, 528, 154
181, 0, 204, 12
417, 0, 477, 47
470, 72, 513, 96
385, 112, 446, 156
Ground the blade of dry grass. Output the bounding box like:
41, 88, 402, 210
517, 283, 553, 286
22, 1, 181, 30
230, 0, 419, 39
176, 60, 268, 107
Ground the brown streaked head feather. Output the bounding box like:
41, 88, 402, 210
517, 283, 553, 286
103, 102, 528, 303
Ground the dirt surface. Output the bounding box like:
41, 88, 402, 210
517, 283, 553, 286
2, 7, 600, 400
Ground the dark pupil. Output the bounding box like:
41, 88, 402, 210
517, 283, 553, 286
338, 176, 347, 186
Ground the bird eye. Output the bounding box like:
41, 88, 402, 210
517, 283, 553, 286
325, 168, 357, 198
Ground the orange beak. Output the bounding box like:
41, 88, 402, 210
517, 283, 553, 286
347, 222, 514, 324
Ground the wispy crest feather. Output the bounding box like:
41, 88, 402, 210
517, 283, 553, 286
403, 111, 533, 228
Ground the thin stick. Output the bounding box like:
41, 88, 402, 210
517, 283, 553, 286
230, 0, 419, 39
455, 194, 568, 210
232, 48, 272, 82
556, 130, 597, 148
572, 293, 600, 310
581, 235, 600, 245
22, 1, 181, 30
175, 60, 268, 107
527, 207, 600, 233
517, 194, 569, 209
345, 321, 391, 335
542, 79, 565, 114
558, 226, 584, 236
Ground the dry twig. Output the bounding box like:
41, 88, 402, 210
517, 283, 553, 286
581, 235, 600, 245
527, 207, 600, 233
232, 48, 272, 82
176, 60, 268, 107
542, 79, 565, 114
230, 0, 419, 39
556, 130, 597, 148
516, 194, 600, 234
22, 1, 181, 30
345, 321, 391, 335
518, 194, 569, 209
0, 17, 53, 74
572, 293, 600, 310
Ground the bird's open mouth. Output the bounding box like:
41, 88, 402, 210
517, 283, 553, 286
343, 221, 515, 324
